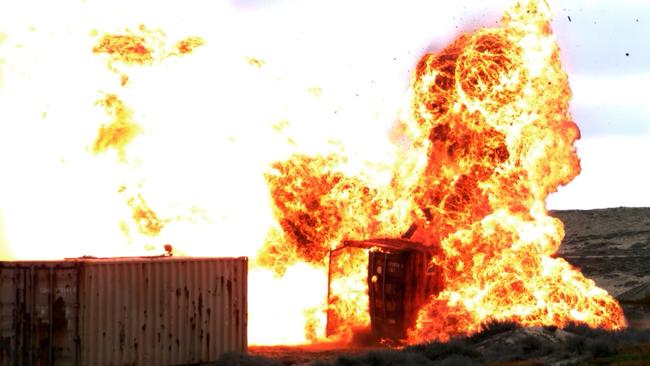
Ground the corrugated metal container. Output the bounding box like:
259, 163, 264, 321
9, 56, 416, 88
327, 239, 442, 341
0, 257, 247, 366
367, 249, 438, 340
0, 262, 79, 366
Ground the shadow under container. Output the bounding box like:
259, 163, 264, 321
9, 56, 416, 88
0, 256, 247, 366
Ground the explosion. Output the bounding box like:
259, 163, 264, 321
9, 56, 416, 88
262, 0, 626, 343
402, 1, 627, 341
0, 0, 626, 346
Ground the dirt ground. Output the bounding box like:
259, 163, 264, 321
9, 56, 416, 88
248, 343, 376, 365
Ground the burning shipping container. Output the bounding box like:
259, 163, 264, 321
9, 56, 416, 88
0, 256, 247, 366
327, 239, 443, 341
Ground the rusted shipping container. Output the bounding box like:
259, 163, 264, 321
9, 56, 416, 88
0, 256, 247, 366
327, 239, 442, 341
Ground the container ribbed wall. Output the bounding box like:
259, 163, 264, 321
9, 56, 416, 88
78, 257, 247, 366
0, 257, 247, 366
0, 262, 79, 366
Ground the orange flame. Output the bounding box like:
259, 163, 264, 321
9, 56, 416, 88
93, 94, 140, 160
126, 193, 167, 237
173, 37, 205, 56
326, 247, 370, 339
0, 0, 626, 346
92, 25, 204, 76
89, 26, 206, 252
93, 31, 154, 67
403, 0, 626, 341
261, 0, 626, 343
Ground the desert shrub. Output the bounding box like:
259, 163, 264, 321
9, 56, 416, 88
585, 337, 616, 358
541, 341, 558, 357
479, 342, 509, 363
419, 339, 481, 362
523, 336, 557, 358
334, 355, 361, 366
563, 322, 609, 338
435, 354, 476, 366
562, 322, 591, 335
317, 324, 650, 366
561, 323, 650, 358
614, 328, 650, 345
542, 325, 558, 332
467, 320, 518, 344
404, 343, 427, 353
310, 361, 331, 366
474, 333, 555, 363
564, 335, 586, 354
214, 352, 282, 366
520, 335, 542, 355
358, 350, 404, 366
332, 350, 431, 366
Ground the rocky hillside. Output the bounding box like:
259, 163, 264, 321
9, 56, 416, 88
552, 207, 650, 297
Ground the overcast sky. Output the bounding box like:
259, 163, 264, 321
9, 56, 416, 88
544, 1, 650, 209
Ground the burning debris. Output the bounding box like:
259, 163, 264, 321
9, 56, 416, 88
92, 29, 155, 67
88, 26, 207, 253
172, 36, 205, 56
261, 0, 626, 344
92, 24, 204, 72
92, 94, 140, 160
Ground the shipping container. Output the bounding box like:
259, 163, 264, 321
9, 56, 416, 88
327, 239, 441, 340
0, 256, 247, 366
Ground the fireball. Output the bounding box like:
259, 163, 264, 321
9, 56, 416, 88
263, 0, 625, 343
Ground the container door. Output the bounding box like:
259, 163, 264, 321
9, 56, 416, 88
326, 247, 369, 337
0, 267, 18, 365
0, 264, 79, 366
368, 251, 407, 340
